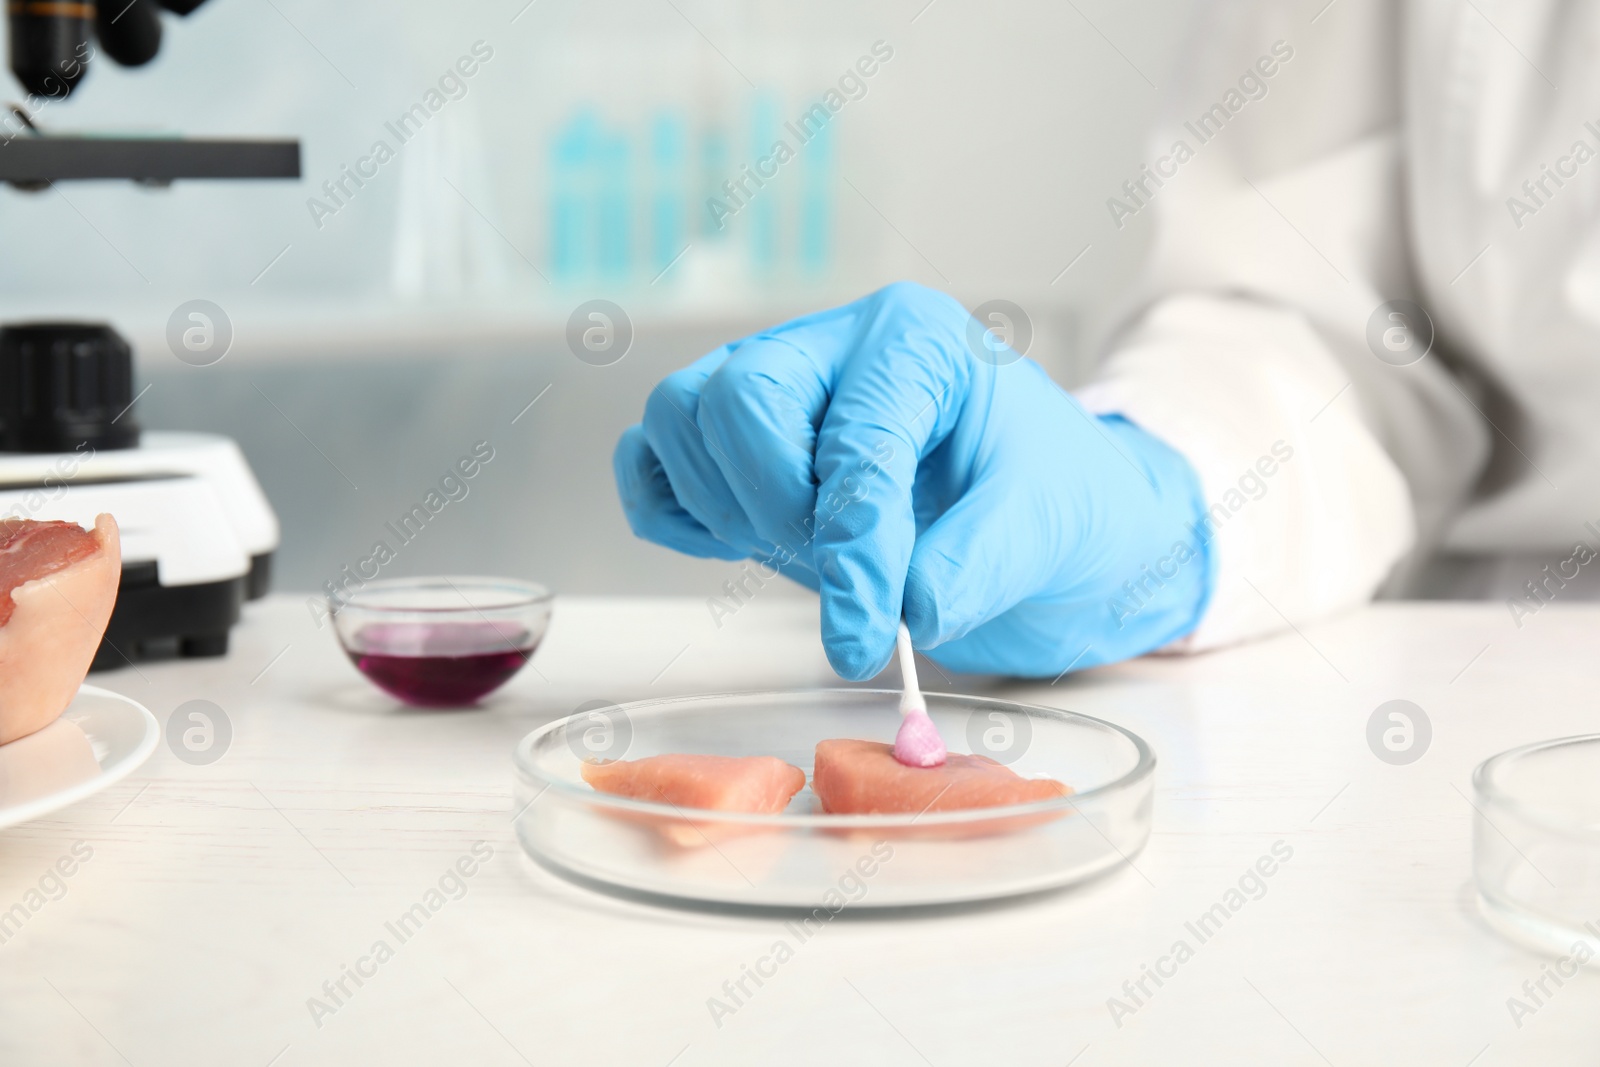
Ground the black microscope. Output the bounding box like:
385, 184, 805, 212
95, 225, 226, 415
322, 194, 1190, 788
4, 0, 299, 185
1, 1, 299, 667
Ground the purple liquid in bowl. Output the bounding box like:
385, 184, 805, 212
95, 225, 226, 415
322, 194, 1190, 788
346, 621, 537, 707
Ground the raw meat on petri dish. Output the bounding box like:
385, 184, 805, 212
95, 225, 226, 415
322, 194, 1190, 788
812, 739, 1071, 815
582, 753, 807, 848
0, 515, 121, 745
582, 753, 806, 812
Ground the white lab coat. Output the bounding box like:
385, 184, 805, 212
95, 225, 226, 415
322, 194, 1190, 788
1077, 0, 1597, 648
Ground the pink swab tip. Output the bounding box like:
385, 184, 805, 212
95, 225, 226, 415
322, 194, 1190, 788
893, 708, 947, 768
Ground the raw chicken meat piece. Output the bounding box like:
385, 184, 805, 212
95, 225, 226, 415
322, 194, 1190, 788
581, 752, 807, 848
0, 515, 120, 745
813, 738, 1071, 815
581, 753, 805, 813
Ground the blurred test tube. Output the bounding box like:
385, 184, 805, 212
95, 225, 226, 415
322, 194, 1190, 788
699, 124, 731, 241
748, 93, 779, 278
800, 119, 832, 275
550, 111, 596, 284
596, 125, 631, 281
650, 111, 687, 281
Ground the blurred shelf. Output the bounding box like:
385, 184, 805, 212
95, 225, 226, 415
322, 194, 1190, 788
0, 292, 1083, 381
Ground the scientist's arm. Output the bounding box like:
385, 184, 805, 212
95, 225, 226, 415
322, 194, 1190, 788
1083, 0, 1489, 650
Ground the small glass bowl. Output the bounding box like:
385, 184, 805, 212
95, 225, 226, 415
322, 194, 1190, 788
331, 577, 551, 708
1474, 734, 1600, 955
513, 689, 1154, 910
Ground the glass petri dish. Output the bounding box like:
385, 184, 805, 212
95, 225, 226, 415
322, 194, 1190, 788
513, 689, 1154, 910
1474, 734, 1600, 955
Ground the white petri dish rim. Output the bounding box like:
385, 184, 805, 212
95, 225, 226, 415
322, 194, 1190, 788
1473, 733, 1600, 956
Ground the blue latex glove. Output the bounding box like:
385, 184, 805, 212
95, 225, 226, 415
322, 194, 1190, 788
613, 282, 1216, 679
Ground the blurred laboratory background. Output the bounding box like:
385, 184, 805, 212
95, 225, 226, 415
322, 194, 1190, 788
0, 0, 1196, 597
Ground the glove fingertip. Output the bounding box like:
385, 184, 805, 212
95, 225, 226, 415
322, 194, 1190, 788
902, 559, 947, 648
612, 425, 657, 517
903, 542, 977, 649
613, 424, 746, 561
823, 633, 893, 682
817, 550, 901, 682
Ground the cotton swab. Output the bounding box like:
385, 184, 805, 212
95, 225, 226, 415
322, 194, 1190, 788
891, 621, 947, 768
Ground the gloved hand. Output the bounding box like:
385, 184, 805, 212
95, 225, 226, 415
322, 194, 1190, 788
613, 282, 1216, 679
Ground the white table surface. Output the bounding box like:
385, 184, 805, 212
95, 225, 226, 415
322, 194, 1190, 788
1, 593, 1596, 1066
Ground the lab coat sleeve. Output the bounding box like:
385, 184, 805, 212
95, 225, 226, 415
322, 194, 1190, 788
1076, 0, 1489, 650
1079, 294, 1415, 650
